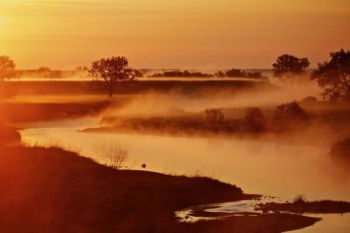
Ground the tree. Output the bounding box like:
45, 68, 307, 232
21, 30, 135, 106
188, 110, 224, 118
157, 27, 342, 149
215, 71, 225, 77
225, 68, 246, 77
311, 49, 350, 101
273, 54, 310, 77
0, 56, 16, 80
90, 56, 135, 97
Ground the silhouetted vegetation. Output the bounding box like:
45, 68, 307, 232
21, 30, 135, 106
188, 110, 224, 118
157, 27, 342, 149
151, 70, 213, 78
90, 56, 135, 97
35, 66, 63, 79
245, 107, 266, 132
0, 146, 263, 233
256, 198, 350, 214
215, 69, 264, 79
312, 49, 350, 101
273, 102, 309, 129
0, 56, 16, 79
225, 68, 247, 77
215, 71, 226, 77
105, 147, 128, 170
90, 100, 316, 137
273, 54, 310, 77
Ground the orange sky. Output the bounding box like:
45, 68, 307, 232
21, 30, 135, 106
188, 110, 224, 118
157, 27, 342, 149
0, 0, 349, 69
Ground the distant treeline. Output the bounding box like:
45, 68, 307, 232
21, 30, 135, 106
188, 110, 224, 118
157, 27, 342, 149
151, 70, 213, 78
150, 69, 266, 79
16, 67, 89, 79
14, 66, 266, 80
15, 67, 145, 79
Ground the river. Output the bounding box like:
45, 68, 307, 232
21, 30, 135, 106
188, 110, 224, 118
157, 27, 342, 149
19, 117, 350, 233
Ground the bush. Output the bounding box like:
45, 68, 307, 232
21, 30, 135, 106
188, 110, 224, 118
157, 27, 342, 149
273, 102, 309, 130
105, 146, 128, 170
274, 102, 308, 122
245, 107, 266, 132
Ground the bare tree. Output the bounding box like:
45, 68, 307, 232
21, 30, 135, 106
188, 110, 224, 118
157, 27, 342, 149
90, 56, 135, 97
105, 146, 128, 170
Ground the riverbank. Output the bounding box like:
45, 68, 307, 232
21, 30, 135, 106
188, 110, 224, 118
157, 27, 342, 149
0, 145, 320, 233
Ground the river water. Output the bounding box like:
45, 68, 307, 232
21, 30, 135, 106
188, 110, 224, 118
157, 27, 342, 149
19, 117, 350, 233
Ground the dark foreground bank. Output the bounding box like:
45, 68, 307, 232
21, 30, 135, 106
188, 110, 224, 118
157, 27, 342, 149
0, 145, 320, 233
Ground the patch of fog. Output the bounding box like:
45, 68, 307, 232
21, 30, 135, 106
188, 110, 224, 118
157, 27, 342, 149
103, 79, 321, 118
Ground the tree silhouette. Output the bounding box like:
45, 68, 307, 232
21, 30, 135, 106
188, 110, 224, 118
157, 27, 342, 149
225, 68, 246, 77
311, 49, 350, 101
273, 54, 310, 77
0, 56, 16, 80
90, 56, 135, 97
274, 101, 308, 128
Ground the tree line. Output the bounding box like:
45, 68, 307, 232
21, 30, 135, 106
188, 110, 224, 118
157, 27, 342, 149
1, 49, 349, 100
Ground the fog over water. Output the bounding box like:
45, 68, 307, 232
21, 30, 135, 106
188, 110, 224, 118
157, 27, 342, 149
17, 77, 350, 233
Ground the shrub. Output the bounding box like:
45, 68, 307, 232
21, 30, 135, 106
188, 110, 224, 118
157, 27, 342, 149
274, 102, 308, 122
245, 107, 266, 132
105, 146, 128, 170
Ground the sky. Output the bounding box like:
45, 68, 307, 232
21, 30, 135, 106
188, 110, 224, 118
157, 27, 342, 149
0, 0, 349, 69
